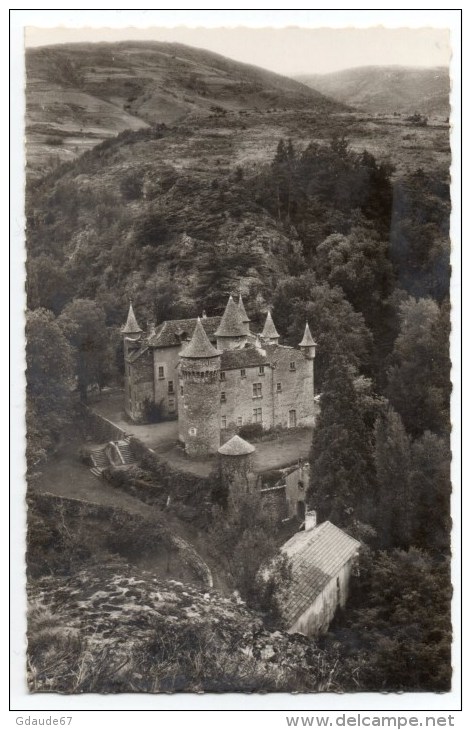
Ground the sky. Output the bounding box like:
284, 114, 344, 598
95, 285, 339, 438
24, 25, 450, 76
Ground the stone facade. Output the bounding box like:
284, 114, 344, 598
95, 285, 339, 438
122, 297, 317, 456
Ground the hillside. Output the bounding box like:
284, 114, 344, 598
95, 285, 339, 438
296, 66, 450, 116
27, 562, 349, 693
26, 41, 345, 176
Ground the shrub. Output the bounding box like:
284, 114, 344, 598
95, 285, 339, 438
238, 423, 263, 440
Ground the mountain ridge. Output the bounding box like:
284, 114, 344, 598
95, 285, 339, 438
295, 65, 450, 116
26, 40, 346, 176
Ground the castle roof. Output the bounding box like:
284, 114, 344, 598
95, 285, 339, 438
179, 318, 222, 359
215, 295, 247, 338
299, 322, 316, 348
218, 435, 255, 456
261, 310, 280, 340
220, 345, 268, 370
148, 316, 220, 348
279, 522, 360, 626
122, 302, 142, 334
238, 294, 251, 323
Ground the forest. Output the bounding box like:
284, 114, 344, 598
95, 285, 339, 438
25, 119, 452, 692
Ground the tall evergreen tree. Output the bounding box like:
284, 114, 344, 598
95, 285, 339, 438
309, 356, 374, 526
373, 406, 412, 549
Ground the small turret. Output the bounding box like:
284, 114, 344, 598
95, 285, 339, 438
238, 294, 251, 335
215, 295, 247, 351
122, 301, 142, 337
261, 310, 280, 345
122, 301, 143, 358
299, 322, 316, 360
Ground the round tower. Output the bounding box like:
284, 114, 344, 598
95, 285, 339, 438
179, 318, 222, 457
215, 295, 247, 350
218, 435, 256, 501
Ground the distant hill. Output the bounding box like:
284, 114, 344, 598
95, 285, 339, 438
26, 41, 345, 175
296, 66, 450, 116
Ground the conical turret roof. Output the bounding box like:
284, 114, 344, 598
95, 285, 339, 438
299, 322, 316, 347
215, 295, 247, 337
261, 310, 279, 340
122, 302, 142, 334
238, 294, 250, 323
218, 434, 255, 456
180, 318, 221, 359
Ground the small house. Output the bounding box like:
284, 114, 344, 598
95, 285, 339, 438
278, 514, 360, 637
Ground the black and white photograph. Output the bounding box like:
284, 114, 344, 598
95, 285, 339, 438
12, 9, 460, 706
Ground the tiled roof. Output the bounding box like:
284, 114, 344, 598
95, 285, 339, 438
122, 303, 143, 334
264, 344, 306, 367
279, 522, 360, 626
215, 296, 247, 337
238, 294, 251, 323
299, 322, 316, 348
220, 346, 269, 370
179, 318, 222, 359
218, 435, 255, 456
148, 317, 220, 348
261, 311, 280, 339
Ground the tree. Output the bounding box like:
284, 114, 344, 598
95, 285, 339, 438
208, 491, 288, 613
386, 297, 450, 436
315, 226, 393, 332
27, 255, 73, 315
26, 309, 74, 468
373, 406, 412, 549
326, 548, 451, 692
272, 274, 373, 389
410, 431, 451, 554
309, 356, 375, 526
58, 299, 112, 402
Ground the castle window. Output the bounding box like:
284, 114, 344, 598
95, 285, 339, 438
168, 398, 176, 413
253, 407, 262, 423
276, 382, 282, 392
180, 385, 184, 396
240, 369, 246, 378
221, 416, 227, 429
220, 371, 226, 381
168, 380, 174, 394
221, 391, 226, 403
289, 361, 296, 371
252, 383, 262, 398
158, 366, 165, 379
259, 365, 265, 376
237, 416, 242, 426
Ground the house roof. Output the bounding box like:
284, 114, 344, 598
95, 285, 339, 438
218, 435, 255, 456
122, 303, 143, 334
279, 521, 360, 626
299, 322, 316, 348
215, 296, 247, 338
261, 311, 280, 340
238, 294, 251, 323
179, 318, 222, 359
148, 316, 221, 348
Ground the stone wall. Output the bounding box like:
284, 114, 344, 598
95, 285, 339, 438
125, 348, 154, 421
84, 407, 127, 443
179, 358, 221, 456
220, 363, 274, 430
153, 345, 180, 418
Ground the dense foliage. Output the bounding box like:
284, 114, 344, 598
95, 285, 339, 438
25, 113, 452, 692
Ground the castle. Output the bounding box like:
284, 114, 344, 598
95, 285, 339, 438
122, 294, 316, 457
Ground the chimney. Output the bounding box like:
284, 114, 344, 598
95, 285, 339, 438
147, 320, 156, 337
202, 310, 208, 319
304, 510, 317, 531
